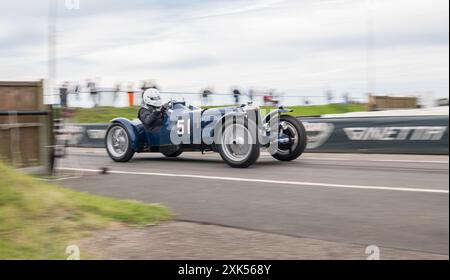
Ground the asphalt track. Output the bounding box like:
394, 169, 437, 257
58, 148, 449, 256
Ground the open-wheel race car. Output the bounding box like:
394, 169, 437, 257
105, 101, 307, 168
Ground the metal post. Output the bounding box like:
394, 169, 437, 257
365, 0, 377, 96
47, 0, 58, 106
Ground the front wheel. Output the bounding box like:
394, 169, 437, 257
216, 119, 260, 168
271, 115, 307, 161
105, 123, 135, 162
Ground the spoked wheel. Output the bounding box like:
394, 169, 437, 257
216, 119, 260, 168
105, 123, 135, 162
271, 115, 307, 161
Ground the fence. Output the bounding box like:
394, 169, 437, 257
368, 95, 418, 111
62, 88, 366, 108
0, 81, 54, 174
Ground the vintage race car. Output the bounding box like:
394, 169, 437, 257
105, 101, 307, 168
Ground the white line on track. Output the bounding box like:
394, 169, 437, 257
302, 158, 449, 164
67, 151, 449, 164
58, 167, 449, 194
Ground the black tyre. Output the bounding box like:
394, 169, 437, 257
105, 123, 135, 162
271, 115, 307, 161
216, 118, 260, 168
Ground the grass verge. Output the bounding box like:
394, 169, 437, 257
279, 103, 366, 117
71, 104, 366, 123
0, 162, 172, 259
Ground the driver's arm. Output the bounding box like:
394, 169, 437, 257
139, 108, 161, 126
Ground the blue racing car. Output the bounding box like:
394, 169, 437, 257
105, 101, 307, 168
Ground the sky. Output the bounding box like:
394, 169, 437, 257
0, 0, 448, 105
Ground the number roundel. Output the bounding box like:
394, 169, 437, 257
177, 119, 190, 136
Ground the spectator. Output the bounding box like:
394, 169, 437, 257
141, 80, 159, 91
73, 83, 80, 101
263, 91, 279, 106
326, 90, 333, 104
201, 88, 213, 105
233, 88, 241, 105
248, 89, 254, 103
303, 97, 310, 105
127, 83, 135, 107
263, 93, 270, 105
59, 81, 69, 107
342, 92, 350, 104
271, 90, 280, 106
87, 80, 99, 107
114, 83, 122, 105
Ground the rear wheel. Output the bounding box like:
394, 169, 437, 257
105, 123, 135, 162
271, 115, 307, 161
216, 119, 260, 168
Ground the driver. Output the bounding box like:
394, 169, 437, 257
138, 88, 167, 131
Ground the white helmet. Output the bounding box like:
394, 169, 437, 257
142, 88, 162, 107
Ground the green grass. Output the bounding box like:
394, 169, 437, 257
279, 103, 366, 117
0, 162, 172, 259
71, 107, 139, 123
71, 104, 366, 123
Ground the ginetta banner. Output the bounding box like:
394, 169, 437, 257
301, 115, 449, 154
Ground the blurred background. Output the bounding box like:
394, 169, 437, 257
0, 0, 448, 108
0, 0, 448, 260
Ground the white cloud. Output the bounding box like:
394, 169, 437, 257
0, 0, 448, 103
